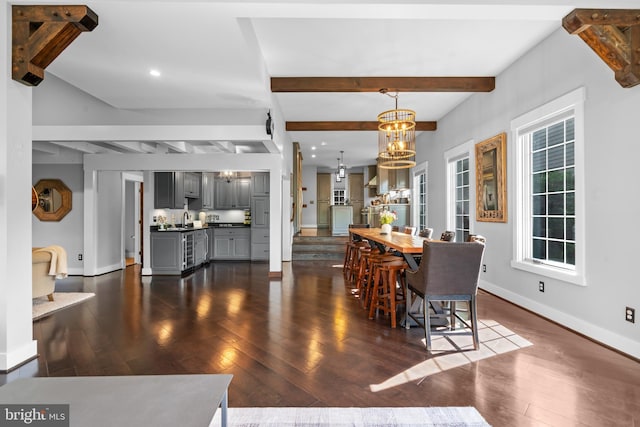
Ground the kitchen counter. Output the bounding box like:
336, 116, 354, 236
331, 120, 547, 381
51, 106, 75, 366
152, 223, 249, 232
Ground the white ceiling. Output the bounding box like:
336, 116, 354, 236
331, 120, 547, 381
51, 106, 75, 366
32, 0, 638, 169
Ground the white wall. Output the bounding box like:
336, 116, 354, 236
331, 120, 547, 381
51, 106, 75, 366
96, 171, 124, 273
32, 164, 84, 274
417, 28, 640, 358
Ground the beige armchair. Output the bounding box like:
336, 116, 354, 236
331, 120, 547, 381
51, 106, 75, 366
32, 249, 56, 301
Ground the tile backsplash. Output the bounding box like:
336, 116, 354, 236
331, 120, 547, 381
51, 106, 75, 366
151, 208, 246, 226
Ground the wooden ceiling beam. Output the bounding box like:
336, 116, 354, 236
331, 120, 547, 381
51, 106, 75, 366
286, 121, 437, 132
563, 9, 640, 88
12, 5, 98, 86
271, 77, 495, 93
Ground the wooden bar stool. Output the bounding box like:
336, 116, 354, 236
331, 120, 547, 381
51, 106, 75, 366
368, 258, 408, 328
362, 252, 401, 310
344, 241, 368, 283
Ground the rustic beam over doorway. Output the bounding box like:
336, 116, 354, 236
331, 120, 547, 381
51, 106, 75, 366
563, 9, 640, 88
12, 5, 98, 86
271, 77, 495, 93
285, 121, 437, 132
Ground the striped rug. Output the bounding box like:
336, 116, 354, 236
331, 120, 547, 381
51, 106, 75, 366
210, 406, 491, 426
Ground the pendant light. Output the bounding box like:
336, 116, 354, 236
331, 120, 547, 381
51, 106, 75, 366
338, 150, 346, 178
335, 157, 342, 182
377, 90, 416, 169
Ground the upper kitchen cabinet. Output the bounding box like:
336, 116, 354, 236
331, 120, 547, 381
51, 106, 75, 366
183, 172, 201, 198
376, 165, 389, 195
251, 173, 270, 196
155, 172, 204, 209
190, 172, 215, 210
214, 177, 251, 209
391, 168, 410, 190
155, 172, 185, 209
375, 166, 410, 194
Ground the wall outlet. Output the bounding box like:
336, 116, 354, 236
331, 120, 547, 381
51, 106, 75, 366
626, 307, 635, 323
538, 281, 545, 292
482, 264, 486, 273
78, 254, 83, 261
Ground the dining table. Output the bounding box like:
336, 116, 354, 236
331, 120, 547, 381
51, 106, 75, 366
349, 227, 427, 271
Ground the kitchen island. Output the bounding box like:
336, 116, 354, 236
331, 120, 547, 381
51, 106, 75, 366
150, 223, 251, 275
330, 205, 353, 235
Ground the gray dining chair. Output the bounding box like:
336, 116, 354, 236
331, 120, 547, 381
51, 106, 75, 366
440, 230, 456, 242
402, 226, 417, 236
418, 228, 434, 239
404, 240, 485, 351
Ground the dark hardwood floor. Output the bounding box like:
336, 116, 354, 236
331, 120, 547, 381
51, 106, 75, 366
11, 261, 640, 426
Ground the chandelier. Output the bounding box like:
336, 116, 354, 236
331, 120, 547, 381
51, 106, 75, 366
377, 91, 416, 169
219, 170, 236, 183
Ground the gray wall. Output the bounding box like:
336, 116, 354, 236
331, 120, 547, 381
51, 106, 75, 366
417, 28, 640, 357
32, 164, 84, 274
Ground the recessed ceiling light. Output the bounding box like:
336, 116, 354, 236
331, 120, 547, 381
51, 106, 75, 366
321, 141, 327, 146
311, 146, 316, 150
311, 154, 316, 158
149, 69, 161, 77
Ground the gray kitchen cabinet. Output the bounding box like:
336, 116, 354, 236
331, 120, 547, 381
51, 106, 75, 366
374, 167, 410, 194
151, 230, 197, 274
151, 232, 183, 273
190, 172, 214, 210
194, 229, 208, 265
390, 168, 410, 190
376, 166, 389, 195
251, 196, 269, 228
184, 172, 201, 198
251, 173, 270, 196
212, 228, 250, 260
251, 228, 270, 260
206, 228, 214, 261
154, 172, 185, 209
214, 178, 251, 209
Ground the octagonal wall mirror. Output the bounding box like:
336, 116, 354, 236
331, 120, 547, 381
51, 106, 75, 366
33, 179, 72, 221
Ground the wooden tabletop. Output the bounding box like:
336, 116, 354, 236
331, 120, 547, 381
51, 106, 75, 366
350, 228, 428, 254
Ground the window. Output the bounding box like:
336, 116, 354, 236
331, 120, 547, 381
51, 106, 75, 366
531, 118, 575, 266
445, 141, 474, 243
412, 162, 428, 230
511, 87, 586, 285
453, 157, 470, 242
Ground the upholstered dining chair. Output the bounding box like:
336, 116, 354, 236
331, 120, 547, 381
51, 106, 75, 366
403, 226, 417, 236
418, 228, 434, 239
404, 240, 485, 351
467, 234, 486, 244
440, 230, 456, 242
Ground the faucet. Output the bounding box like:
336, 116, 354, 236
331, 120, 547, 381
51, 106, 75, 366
182, 211, 189, 227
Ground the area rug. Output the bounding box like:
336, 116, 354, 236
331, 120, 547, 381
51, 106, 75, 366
210, 407, 491, 427
370, 319, 533, 392
32, 292, 95, 320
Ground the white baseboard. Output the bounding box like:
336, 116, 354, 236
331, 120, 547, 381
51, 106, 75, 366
67, 267, 83, 276
142, 267, 153, 276
0, 340, 37, 371
95, 263, 122, 276
480, 279, 640, 360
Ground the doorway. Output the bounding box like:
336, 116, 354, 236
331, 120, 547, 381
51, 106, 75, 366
123, 174, 143, 267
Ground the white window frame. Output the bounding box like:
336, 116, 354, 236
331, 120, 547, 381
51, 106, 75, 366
412, 161, 428, 230
511, 87, 586, 286
444, 140, 475, 240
